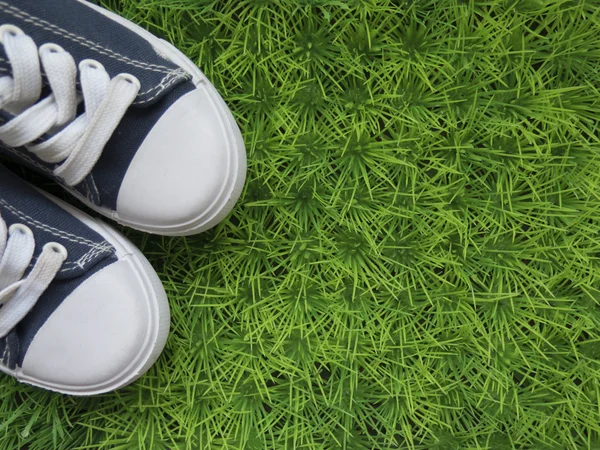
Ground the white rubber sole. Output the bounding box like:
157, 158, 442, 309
0, 191, 170, 395
73, 0, 247, 236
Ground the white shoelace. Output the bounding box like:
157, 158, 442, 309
0, 215, 66, 338
0, 25, 141, 186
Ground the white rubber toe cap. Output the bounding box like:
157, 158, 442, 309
115, 84, 243, 235
19, 257, 157, 394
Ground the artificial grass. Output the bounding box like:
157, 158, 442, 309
2, 0, 600, 448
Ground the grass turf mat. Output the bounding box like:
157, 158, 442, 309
2, 0, 600, 448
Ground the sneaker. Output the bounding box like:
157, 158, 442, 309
0, 165, 170, 395
0, 0, 246, 236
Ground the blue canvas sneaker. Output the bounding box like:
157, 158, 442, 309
0, 0, 246, 236
0, 165, 170, 395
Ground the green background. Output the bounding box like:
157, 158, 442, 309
3, 0, 600, 448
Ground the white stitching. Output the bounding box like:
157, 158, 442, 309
78, 246, 110, 266
0, 147, 93, 200
1, 2, 174, 73
59, 245, 113, 272
1, 145, 67, 182
86, 174, 100, 204
0, 148, 106, 210
0, 61, 189, 103
1, 199, 110, 248
82, 175, 100, 205
136, 68, 189, 96
0, 145, 95, 201
77, 248, 103, 267
134, 68, 189, 104
0, 2, 190, 100
0, 200, 108, 248
82, 177, 94, 203
0, 344, 8, 365
0, 197, 114, 272
0, 156, 115, 267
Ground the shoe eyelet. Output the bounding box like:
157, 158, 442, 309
8, 223, 33, 238
39, 43, 65, 55
79, 59, 105, 71
43, 242, 68, 261
0, 25, 24, 43
116, 73, 141, 89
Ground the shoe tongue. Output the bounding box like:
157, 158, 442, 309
0, 0, 191, 106
0, 166, 115, 281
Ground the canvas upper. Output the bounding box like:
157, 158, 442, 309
0, 0, 246, 236
0, 165, 169, 395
